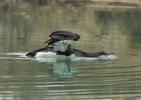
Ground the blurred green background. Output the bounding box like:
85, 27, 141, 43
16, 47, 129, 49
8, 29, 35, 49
0, 0, 141, 100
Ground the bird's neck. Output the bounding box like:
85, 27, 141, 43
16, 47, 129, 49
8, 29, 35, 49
52, 40, 73, 52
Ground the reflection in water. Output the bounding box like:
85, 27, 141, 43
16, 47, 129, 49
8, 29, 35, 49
49, 58, 78, 81
0, 53, 140, 100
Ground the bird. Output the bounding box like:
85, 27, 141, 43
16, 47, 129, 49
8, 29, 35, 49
26, 30, 107, 57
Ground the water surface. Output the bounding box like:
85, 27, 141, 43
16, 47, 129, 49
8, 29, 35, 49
0, 2, 141, 100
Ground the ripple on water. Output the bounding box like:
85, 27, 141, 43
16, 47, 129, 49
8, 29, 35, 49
2, 52, 136, 100
0, 52, 117, 63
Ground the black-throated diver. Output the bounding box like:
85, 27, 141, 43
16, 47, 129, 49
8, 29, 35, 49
26, 31, 107, 57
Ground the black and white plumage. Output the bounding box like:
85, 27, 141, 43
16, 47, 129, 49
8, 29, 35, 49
26, 31, 107, 57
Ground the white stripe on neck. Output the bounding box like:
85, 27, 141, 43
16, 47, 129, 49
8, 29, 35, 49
53, 40, 73, 52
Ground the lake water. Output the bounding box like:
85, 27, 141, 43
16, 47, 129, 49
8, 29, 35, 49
0, 2, 141, 100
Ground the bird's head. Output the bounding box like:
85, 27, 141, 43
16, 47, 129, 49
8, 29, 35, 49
44, 31, 80, 52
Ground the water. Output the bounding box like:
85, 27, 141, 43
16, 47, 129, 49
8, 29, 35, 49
0, 2, 141, 100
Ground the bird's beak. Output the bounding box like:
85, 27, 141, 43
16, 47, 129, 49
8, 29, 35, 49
44, 39, 51, 44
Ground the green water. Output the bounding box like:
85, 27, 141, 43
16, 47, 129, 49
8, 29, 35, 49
0, 2, 141, 100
